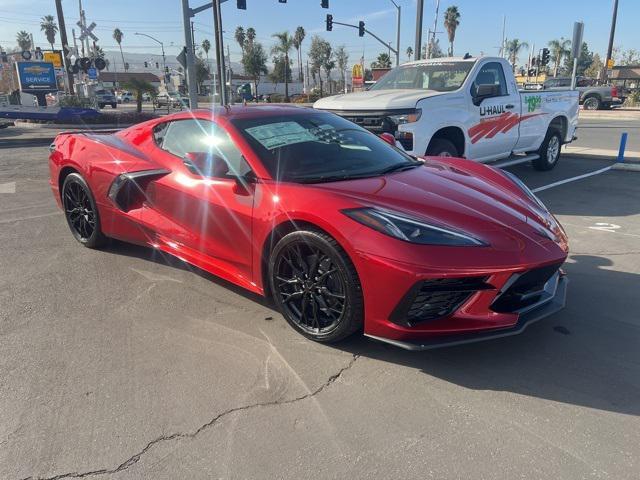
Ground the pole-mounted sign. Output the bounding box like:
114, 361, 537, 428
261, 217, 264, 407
77, 21, 98, 42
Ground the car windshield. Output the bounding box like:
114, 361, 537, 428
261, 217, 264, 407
232, 112, 420, 183
370, 61, 474, 92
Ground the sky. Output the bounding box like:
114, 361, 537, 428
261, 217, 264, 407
0, 0, 637, 70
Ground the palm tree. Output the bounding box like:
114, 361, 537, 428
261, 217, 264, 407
121, 78, 156, 113
505, 39, 529, 70
293, 26, 305, 82
40, 15, 58, 50
372, 52, 392, 69
234, 27, 245, 54
201, 39, 211, 72
548, 37, 571, 77
246, 28, 256, 47
16, 31, 31, 51
271, 31, 294, 101
113, 28, 127, 71
406, 46, 413, 61
443, 6, 461, 57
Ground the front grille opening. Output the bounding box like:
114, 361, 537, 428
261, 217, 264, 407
491, 263, 562, 313
391, 277, 491, 327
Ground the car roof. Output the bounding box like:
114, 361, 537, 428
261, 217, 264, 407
167, 105, 317, 121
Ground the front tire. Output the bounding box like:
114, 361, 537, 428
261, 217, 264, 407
583, 95, 601, 110
62, 173, 107, 248
269, 230, 363, 343
426, 138, 459, 157
533, 130, 562, 171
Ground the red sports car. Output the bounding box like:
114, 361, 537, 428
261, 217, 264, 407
49, 106, 568, 349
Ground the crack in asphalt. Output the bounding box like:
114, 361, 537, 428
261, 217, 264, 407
25, 354, 359, 480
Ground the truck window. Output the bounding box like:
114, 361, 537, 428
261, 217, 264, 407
370, 62, 473, 92
471, 62, 508, 97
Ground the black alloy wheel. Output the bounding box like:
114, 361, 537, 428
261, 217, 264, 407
269, 230, 363, 342
62, 173, 107, 248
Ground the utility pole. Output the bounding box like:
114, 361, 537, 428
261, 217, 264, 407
213, 0, 227, 105
415, 0, 424, 60
427, 0, 440, 59
604, 0, 618, 83
500, 15, 506, 58
181, 0, 198, 108
55, 0, 74, 94
388, 0, 401, 66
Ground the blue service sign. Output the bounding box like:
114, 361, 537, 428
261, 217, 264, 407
87, 67, 97, 79
16, 61, 57, 93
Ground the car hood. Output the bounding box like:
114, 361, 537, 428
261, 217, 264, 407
313, 159, 566, 251
313, 89, 442, 111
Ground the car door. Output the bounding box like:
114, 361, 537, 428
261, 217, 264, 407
466, 61, 521, 161
147, 118, 256, 288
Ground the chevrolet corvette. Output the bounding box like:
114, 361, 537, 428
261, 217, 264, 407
49, 106, 568, 349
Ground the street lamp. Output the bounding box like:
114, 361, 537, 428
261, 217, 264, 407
388, 0, 401, 66
134, 32, 167, 84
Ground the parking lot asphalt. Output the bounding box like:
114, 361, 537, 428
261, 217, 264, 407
1, 147, 639, 479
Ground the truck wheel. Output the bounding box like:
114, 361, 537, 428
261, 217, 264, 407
533, 130, 562, 171
111, 103, 117, 109
583, 96, 601, 110
426, 138, 458, 157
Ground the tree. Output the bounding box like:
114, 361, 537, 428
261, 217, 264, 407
246, 28, 256, 47
424, 38, 444, 59
322, 47, 335, 94
548, 37, 570, 77
308, 36, 332, 96
334, 45, 349, 92
195, 56, 209, 93
234, 27, 245, 54
293, 26, 306, 82
584, 53, 604, 78
121, 78, 156, 113
620, 48, 640, 66
92, 46, 105, 59
16, 31, 31, 51
372, 52, 392, 69
40, 15, 58, 51
406, 46, 413, 61
242, 41, 268, 100
563, 42, 593, 76
443, 6, 460, 57
505, 38, 529, 70
271, 31, 294, 101
201, 39, 211, 72
113, 28, 127, 72
269, 55, 292, 91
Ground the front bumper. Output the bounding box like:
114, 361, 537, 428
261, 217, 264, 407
366, 273, 568, 350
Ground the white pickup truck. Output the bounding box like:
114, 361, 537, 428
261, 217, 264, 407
314, 56, 579, 170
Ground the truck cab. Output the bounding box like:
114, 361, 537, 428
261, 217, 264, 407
314, 56, 579, 171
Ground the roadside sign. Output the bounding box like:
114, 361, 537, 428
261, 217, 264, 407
352, 63, 363, 88
176, 47, 187, 69
570, 22, 584, 59
15, 61, 57, 94
607, 58, 615, 69
77, 21, 98, 42
21, 50, 32, 60
87, 67, 97, 80
43, 51, 63, 68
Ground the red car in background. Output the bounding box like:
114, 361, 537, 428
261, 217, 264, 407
48, 106, 568, 350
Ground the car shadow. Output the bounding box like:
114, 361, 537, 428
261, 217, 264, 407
102, 240, 640, 417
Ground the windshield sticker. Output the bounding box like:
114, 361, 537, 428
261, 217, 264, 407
245, 121, 315, 149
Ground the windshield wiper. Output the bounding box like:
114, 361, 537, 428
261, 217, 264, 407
377, 161, 422, 175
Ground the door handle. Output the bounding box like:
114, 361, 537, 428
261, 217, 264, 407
505, 104, 515, 109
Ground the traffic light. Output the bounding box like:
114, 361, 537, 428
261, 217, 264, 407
358, 21, 365, 37
156, 62, 159, 69
125, 62, 130, 71
540, 48, 550, 66
278, 0, 286, 2
326, 14, 333, 31
321, 0, 329, 8
144, 61, 148, 68
0, 51, 7, 63
237, 0, 246, 9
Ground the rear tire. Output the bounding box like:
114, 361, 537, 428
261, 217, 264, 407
111, 103, 117, 109
62, 173, 107, 248
426, 138, 459, 157
583, 95, 601, 110
533, 130, 562, 171
269, 229, 363, 343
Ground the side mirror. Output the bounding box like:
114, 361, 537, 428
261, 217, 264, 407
379, 132, 396, 146
472, 84, 501, 106
184, 152, 228, 178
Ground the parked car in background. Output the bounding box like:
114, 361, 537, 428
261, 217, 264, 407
117, 91, 134, 103
94, 89, 117, 109
541, 77, 623, 110
315, 56, 579, 171
141, 92, 152, 102
154, 92, 189, 109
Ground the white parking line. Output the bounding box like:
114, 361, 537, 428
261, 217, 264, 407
532, 166, 613, 193
0, 182, 16, 193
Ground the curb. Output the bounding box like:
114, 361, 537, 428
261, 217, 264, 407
611, 162, 640, 172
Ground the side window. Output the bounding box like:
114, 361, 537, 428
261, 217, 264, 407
153, 119, 251, 178
471, 62, 508, 97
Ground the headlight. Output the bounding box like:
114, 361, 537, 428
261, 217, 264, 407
502, 170, 548, 211
342, 207, 485, 246
387, 109, 422, 125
